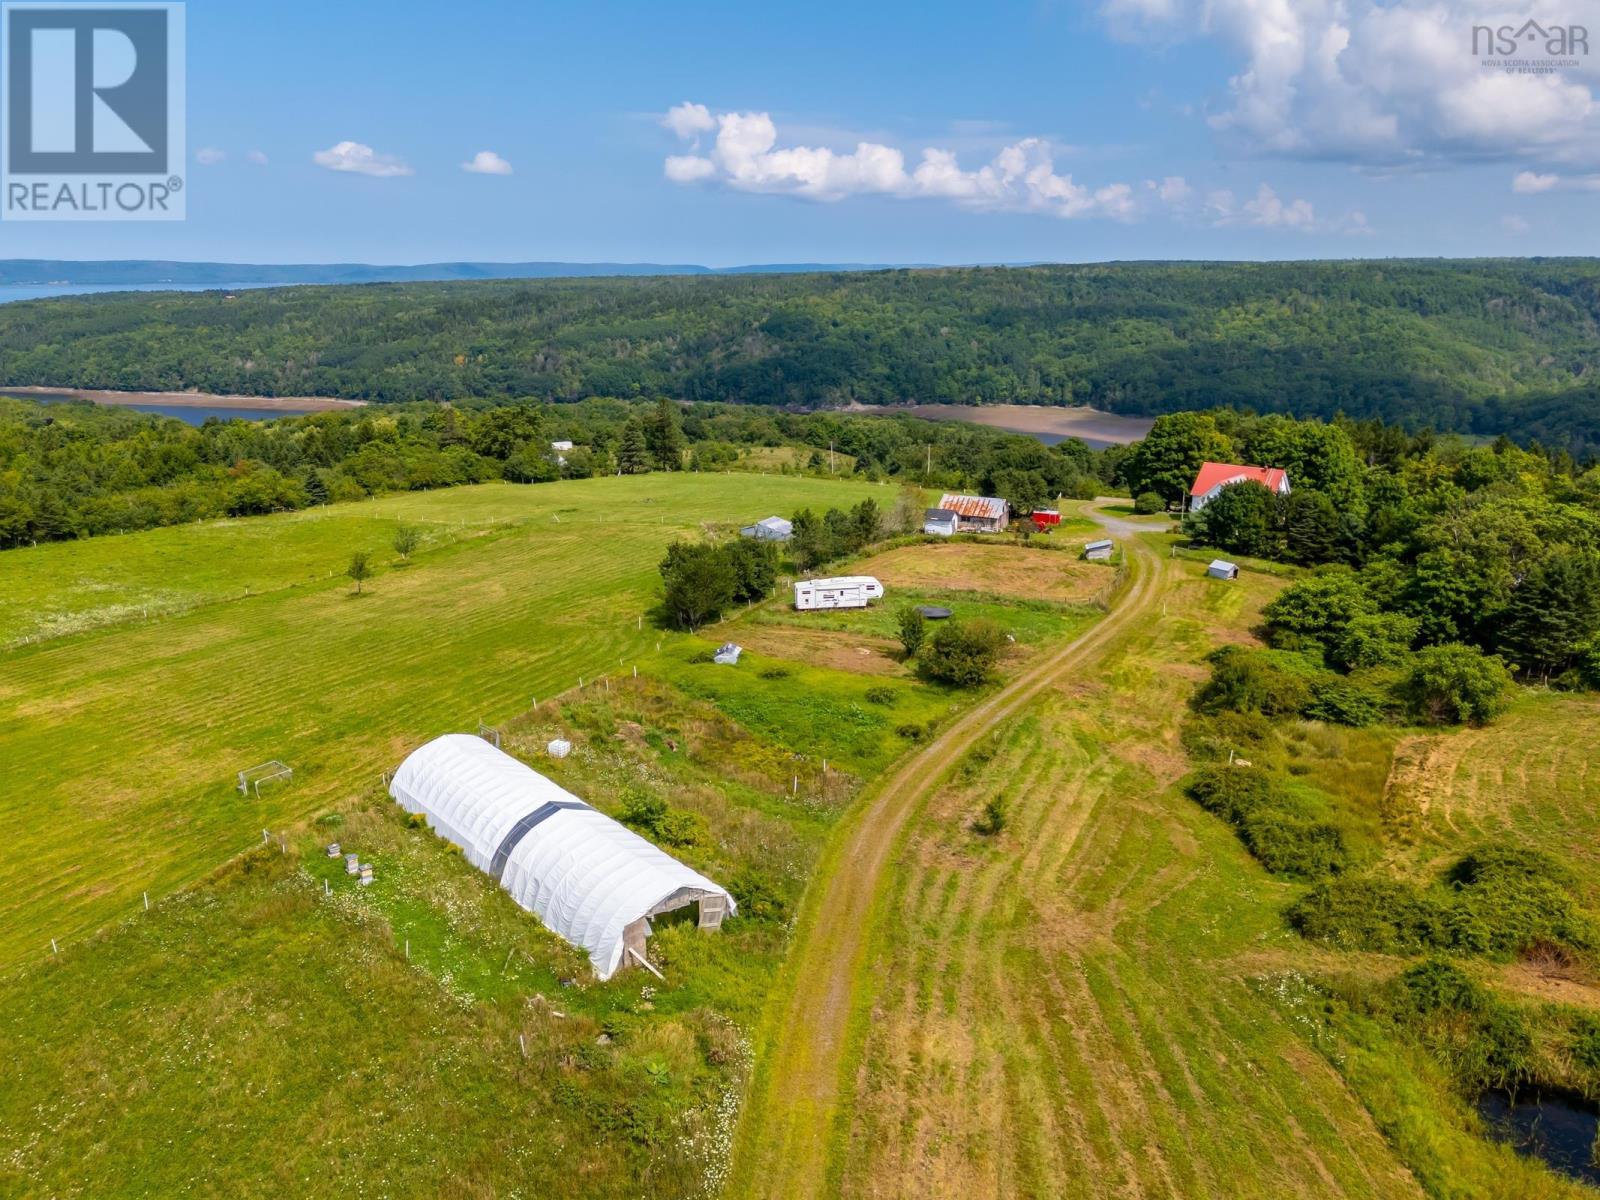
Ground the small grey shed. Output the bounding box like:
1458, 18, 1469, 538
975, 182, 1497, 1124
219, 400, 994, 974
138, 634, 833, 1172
1084, 539, 1115, 561
740, 516, 792, 542
1207, 559, 1240, 580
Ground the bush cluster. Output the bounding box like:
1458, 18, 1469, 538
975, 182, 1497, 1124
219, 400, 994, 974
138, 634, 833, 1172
1187, 765, 1350, 879
1287, 844, 1594, 961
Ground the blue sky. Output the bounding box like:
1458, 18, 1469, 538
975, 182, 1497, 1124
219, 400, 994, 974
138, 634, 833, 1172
6, 0, 1600, 264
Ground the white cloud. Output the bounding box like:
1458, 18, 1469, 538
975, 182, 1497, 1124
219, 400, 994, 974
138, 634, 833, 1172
246, 149, 269, 166
659, 103, 1341, 230
1098, 1, 1600, 169
662, 101, 716, 140
1502, 214, 1531, 232
1513, 170, 1559, 193
660, 105, 1145, 220
195, 147, 225, 166
664, 154, 716, 182
312, 141, 413, 178
462, 150, 513, 175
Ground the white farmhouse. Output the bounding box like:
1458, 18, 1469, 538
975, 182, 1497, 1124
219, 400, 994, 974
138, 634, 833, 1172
1188, 462, 1291, 513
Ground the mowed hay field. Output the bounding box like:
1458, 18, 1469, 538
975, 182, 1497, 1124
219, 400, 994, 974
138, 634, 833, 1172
827, 551, 1427, 1198
0, 475, 886, 971
1382, 692, 1600, 897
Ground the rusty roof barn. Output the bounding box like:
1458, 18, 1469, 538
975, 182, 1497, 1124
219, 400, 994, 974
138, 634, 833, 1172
937, 494, 1010, 532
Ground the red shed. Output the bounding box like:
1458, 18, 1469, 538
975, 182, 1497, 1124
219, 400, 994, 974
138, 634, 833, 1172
1030, 509, 1061, 529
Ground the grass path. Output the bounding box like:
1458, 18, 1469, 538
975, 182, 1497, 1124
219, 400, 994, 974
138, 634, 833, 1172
729, 506, 1425, 1199
726, 505, 1167, 1199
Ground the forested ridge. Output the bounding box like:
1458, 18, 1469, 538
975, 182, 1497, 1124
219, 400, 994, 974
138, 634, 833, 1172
3, 259, 1600, 450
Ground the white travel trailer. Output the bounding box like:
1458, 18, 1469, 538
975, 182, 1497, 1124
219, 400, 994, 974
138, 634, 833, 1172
794, 576, 885, 611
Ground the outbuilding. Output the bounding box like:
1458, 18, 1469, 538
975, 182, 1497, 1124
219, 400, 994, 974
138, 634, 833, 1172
389, 735, 735, 979
923, 508, 958, 537
713, 642, 742, 665
740, 516, 793, 542
938, 494, 1010, 533
1208, 559, 1240, 580
794, 576, 884, 611
1084, 539, 1115, 561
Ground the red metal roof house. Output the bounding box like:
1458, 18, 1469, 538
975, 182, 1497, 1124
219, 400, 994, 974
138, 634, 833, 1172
1188, 462, 1291, 513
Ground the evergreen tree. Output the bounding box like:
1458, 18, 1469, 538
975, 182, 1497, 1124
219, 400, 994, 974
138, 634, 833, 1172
790, 508, 828, 572
1499, 549, 1600, 675
1281, 490, 1342, 565
618, 420, 652, 475
645, 398, 686, 471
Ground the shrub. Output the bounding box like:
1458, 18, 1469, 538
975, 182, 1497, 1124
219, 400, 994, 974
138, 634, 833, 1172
728, 866, 788, 923
863, 685, 897, 706
919, 619, 1007, 688
1263, 569, 1375, 656
972, 795, 1008, 837
1301, 677, 1390, 727
1332, 613, 1419, 671
1240, 809, 1349, 878
1180, 710, 1279, 763
758, 666, 791, 680
895, 722, 927, 741
1289, 844, 1594, 961
1287, 876, 1450, 954
618, 793, 706, 848
1187, 766, 1350, 879
1193, 646, 1314, 718
1133, 491, 1165, 515
1401, 644, 1513, 726
896, 605, 926, 658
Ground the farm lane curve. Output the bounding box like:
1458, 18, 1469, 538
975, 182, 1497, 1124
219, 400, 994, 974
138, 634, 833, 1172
728, 501, 1165, 1200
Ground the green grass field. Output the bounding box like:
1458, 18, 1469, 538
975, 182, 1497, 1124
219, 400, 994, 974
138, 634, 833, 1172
0, 475, 889, 972
9, 480, 1600, 1198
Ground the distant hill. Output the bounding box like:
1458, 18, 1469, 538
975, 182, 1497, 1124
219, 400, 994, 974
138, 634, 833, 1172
0, 259, 918, 286
2, 259, 1599, 452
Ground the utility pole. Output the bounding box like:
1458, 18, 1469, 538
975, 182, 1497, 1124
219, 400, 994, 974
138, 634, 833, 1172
830, 441, 836, 475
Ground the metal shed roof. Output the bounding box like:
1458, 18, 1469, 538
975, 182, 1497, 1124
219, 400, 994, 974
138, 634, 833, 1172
938, 494, 1008, 520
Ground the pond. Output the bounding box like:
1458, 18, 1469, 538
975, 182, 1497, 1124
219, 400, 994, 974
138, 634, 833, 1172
1477, 1086, 1600, 1187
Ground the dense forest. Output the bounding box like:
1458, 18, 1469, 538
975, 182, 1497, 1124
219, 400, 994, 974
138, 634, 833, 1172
3, 260, 1600, 451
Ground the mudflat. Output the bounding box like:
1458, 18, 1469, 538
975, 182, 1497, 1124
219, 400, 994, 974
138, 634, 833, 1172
2, 386, 365, 412
859, 402, 1154, 445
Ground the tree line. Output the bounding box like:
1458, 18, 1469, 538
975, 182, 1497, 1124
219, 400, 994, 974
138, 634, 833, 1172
0, 393, 1116, 549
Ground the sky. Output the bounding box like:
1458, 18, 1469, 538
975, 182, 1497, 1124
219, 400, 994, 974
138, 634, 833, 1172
5, 0, 1600, 265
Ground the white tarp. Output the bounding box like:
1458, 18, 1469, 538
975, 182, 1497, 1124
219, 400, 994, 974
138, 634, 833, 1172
389, 734, 734, 979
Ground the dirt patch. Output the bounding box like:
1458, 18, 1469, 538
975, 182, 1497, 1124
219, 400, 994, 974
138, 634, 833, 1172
734, 625, 907, 677
853, 542, 1104, 603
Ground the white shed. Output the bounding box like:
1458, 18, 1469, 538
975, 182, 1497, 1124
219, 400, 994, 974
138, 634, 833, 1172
389, 735, 734, 979
740, 516, 793, 542
1084, 539, 1115, 561
923, 508, 958, 537
794, 576, 885, 611
1208, 559, 1240, 580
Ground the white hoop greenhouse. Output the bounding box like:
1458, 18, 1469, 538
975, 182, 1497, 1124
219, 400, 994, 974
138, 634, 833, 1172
389, 734, 735, 979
